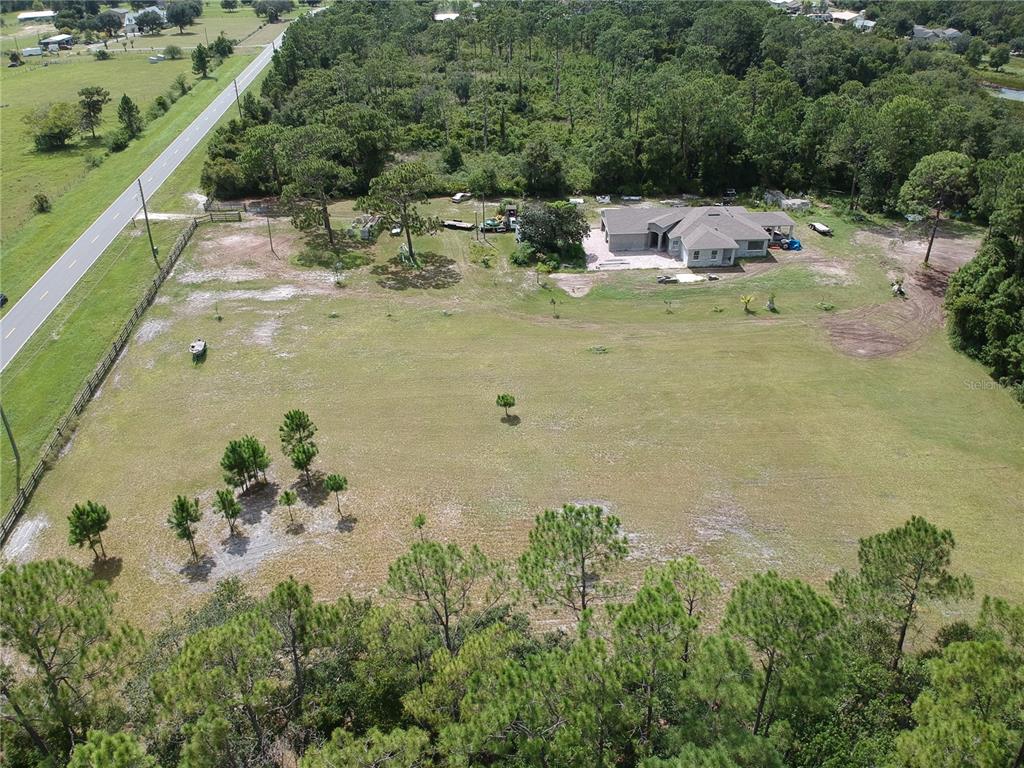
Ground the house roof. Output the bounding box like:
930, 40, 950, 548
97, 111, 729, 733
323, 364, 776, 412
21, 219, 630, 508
601, 207, 665, 236
17, 10, 56, 20
40, 34, 73, 43
680, 225, 738, 251
602, 206, 787, 248
747, 211, 797, 228
668, 207, 772, 243
830, 10, 860, 21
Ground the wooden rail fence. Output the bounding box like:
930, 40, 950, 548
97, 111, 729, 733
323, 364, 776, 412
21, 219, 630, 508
0, 212, 241, 547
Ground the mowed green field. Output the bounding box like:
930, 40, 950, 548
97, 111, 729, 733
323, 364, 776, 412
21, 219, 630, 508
8, 206, 1022, 630
0, 51, 255, 303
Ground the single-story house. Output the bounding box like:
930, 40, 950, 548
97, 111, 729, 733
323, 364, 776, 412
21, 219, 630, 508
599, 206, 795, 267
124, 7, 166, 34
17, 10, 56, 23
829, 9, 862, 24
853, 18, 876, 31
912, 25, 962, 43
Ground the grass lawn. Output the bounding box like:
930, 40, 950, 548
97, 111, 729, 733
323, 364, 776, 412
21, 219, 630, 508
7, 208, 1021, 633
970, 54, 1024, 89
0, 220, 186, 513
0, 51, 255, 305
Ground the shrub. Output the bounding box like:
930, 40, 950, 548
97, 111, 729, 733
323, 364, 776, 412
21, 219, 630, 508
84, 153, 104, 170
172, 73, 191, 97
164, 44, 183, 60
94, 49, 112, 60
510, 241, 538, 266
105, 127, 132, 153
32, 193, 51, 214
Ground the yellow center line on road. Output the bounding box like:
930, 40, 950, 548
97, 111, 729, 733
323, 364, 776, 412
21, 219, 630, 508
4, 327, 15, 339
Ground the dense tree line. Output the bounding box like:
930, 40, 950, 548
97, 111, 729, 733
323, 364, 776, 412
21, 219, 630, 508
201, 0, 1023, 212
946, 150, 1024, 401
2, 511, 1022, 767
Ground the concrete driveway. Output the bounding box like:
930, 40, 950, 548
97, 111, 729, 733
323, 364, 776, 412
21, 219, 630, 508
583, 229, 686, 271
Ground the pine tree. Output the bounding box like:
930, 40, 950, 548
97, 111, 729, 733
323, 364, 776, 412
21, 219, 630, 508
67, 500, 111, 560
117, 93, 142, 137
518, 503, 628, 618
167, 495, 202, 561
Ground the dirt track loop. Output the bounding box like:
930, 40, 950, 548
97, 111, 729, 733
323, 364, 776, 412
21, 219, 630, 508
824, 228, 979, 359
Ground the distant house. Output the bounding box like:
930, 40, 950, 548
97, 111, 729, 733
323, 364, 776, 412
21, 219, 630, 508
853, 18, 876, 31
17, 10, 56, 23
124, 6, 166, 34
829, 9, 862, 24
912, 24, 962, 43
599, 206, 795, 267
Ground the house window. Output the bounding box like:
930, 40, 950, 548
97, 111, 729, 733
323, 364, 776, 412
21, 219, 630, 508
693, 250, 700, 258
711, 250, 718, 256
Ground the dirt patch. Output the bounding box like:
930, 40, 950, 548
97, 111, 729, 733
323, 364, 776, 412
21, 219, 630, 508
825, 227, 980, 358
5, 516, 50, 563
248, 316, 282, 346
135, 318, 171, 343
185, 285, 307, 312
552, 271, 609, 297
808, 261, 854, 286
177, 267, 266, 284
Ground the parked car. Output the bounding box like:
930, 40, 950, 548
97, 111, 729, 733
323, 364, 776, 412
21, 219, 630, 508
622, 195, 643, 202
390, 225, 402, 236
595, 195, 611, 204
808, 222, 833, 236
723, 188, 737, 201
451, 192, 473, 203
0, 293, 7, 308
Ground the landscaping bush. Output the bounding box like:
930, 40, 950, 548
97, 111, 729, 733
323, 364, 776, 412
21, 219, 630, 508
105, 127, 132, 153
172, 73, 191, 97
509, 241, 538, 266
93, 49, 112, 61
32, 193, 51, 214
83, 153, 105, 170
164, 44, 183, 60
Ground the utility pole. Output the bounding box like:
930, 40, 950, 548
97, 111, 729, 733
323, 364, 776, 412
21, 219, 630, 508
137, 178, 160, 270
1, 405, 21, 492
267, 215, 277, 258
233, 78, 242, 118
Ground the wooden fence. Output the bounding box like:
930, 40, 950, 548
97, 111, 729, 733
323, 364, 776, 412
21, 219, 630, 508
0, 212, 240, 548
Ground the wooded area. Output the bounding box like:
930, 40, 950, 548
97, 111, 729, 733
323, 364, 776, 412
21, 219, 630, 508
3, 512, 1022, 767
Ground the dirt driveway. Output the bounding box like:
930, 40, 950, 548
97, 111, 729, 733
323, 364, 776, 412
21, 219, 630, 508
823, 227, 979, 358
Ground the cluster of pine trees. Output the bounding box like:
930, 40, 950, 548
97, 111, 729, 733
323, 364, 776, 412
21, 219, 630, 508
2, 509, 1022, 767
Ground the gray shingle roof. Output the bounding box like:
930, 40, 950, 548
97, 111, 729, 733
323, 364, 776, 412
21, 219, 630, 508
680, 225, 738, 251
747, 211, 796, 228
601, 207, 667, 236
601, 205, 781, 248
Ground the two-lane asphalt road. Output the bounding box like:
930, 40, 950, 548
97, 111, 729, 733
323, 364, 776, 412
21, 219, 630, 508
0, 17, 313, 371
